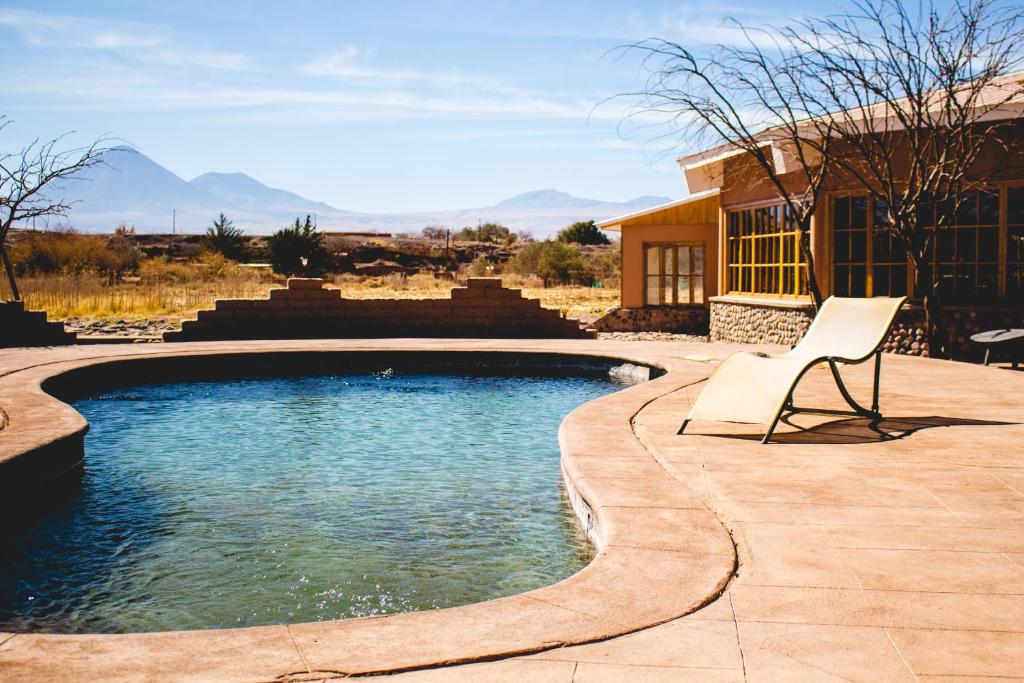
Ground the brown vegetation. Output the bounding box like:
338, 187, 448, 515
2, 230, 619, 321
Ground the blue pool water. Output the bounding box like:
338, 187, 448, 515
0, 367, 625, 633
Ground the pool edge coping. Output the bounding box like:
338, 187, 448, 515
0, 340, 737, 681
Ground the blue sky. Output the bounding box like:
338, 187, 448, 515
0, 0, 841, 212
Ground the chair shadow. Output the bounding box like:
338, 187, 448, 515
700, 415, 1016, 445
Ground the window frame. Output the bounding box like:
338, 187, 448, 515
829, 193, 912, 299
642, 241, 706, 307
724, 202, 807, 298
828, 187, 1008, 302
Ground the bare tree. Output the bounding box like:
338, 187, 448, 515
617, 26, 843, 308
777, 0, 1024, 357
0, 119, 108, 301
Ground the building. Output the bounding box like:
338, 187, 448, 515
595, 88, 1024, 359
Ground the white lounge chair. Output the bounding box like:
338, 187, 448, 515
679, 296, 907, 443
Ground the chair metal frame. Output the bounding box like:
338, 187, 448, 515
677, 349, 885, 443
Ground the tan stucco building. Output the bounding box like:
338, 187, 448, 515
597, 114, 1024, 357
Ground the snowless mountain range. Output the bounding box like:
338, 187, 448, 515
44, 147, 672, 237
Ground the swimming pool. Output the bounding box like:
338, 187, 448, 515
0, 363, 627, 633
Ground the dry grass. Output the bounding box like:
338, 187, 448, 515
4, 269, 619, 321
325, 273, 618, 319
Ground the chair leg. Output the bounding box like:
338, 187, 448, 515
871, 350, 881, 414
762, 414, 783, 444
677, 419, 690, 436
827, 359, 881, 418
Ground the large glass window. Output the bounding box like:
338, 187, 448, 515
725, 204, 807, 296
832, 195, 910, 298
832, 190, 1000, 302
1007, 187, 1024, 300
919, 190, 1000, 303
644, 243, 705, 306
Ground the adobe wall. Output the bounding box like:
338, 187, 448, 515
0, 301, 75, 348
164, 277, 592, 341
619, 223, 718, 308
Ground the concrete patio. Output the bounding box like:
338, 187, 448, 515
0, 339, 1021, 681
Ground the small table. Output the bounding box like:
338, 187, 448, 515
970, 328, 1024, 368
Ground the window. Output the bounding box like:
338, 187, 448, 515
919, 190, 1000, 303
1007, 187, 1024, 300
832, 195, 909, 298
832, 196, 869, 297
644, 243, 705, 306
726, 204, 807, 297
832, 190, 1000, 303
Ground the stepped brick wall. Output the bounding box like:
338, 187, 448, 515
0, 301, 76, 347
164, 277, 593, 341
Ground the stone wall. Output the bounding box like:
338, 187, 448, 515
164, 277, 592, 342
0, 301, 75, 347
590, 306, 709, 334
886, 306, 1024, 360
709, 297, 814, 346
709, 296, 1024, 361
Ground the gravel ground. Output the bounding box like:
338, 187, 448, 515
61, 317, 179, 339
57, 317, 710, 344
596, 331, 709, 343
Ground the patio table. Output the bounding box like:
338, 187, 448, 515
970, 328, 1024, 368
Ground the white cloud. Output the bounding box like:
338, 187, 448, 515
0, 8, 248, 70
299, 46, 502, 91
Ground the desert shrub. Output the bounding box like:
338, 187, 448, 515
137, 256, 195, 282
201, 213, 248, 261
589, 244, 621, 286
538, 240, 593, 285
267, 215, 328, 276
557, 220, 610, 245
455, 222, 516, 244
421, 225, 448, 240
11, 229, 138, 277
504, 240, 545, 276
468, 255, 498, 276
505, 240, 594, 286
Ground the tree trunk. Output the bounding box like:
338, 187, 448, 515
798, 225, 823, 311
0, 244, 20, 301
914, 263, 948, 359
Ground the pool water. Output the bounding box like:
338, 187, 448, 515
0, 368, 624, 633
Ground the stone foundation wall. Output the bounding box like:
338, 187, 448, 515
165, 277, 592, 342
0, 301, 75, 347
887, 306, 1024, 360
590, 306, 709, 334
709, 298, 814, 346
709, 296, 1023, 361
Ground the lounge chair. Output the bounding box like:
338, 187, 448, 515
679, 296, 907, 443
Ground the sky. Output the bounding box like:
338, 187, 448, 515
0, 0, 844, 213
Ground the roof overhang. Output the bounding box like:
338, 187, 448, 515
673, 72, 1024, 194
597, 189, 720, 231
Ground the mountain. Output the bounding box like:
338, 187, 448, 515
190, 172, 337, 215
54, 147, 674, 236
493, 189, 671, 213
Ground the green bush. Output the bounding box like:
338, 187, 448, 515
557, 220, 610, 245
267, 215, 328, 276
455, 222, 516, 244
505, 240, 594, 286
468, 254, 498, 276
201, 213, 248, 261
